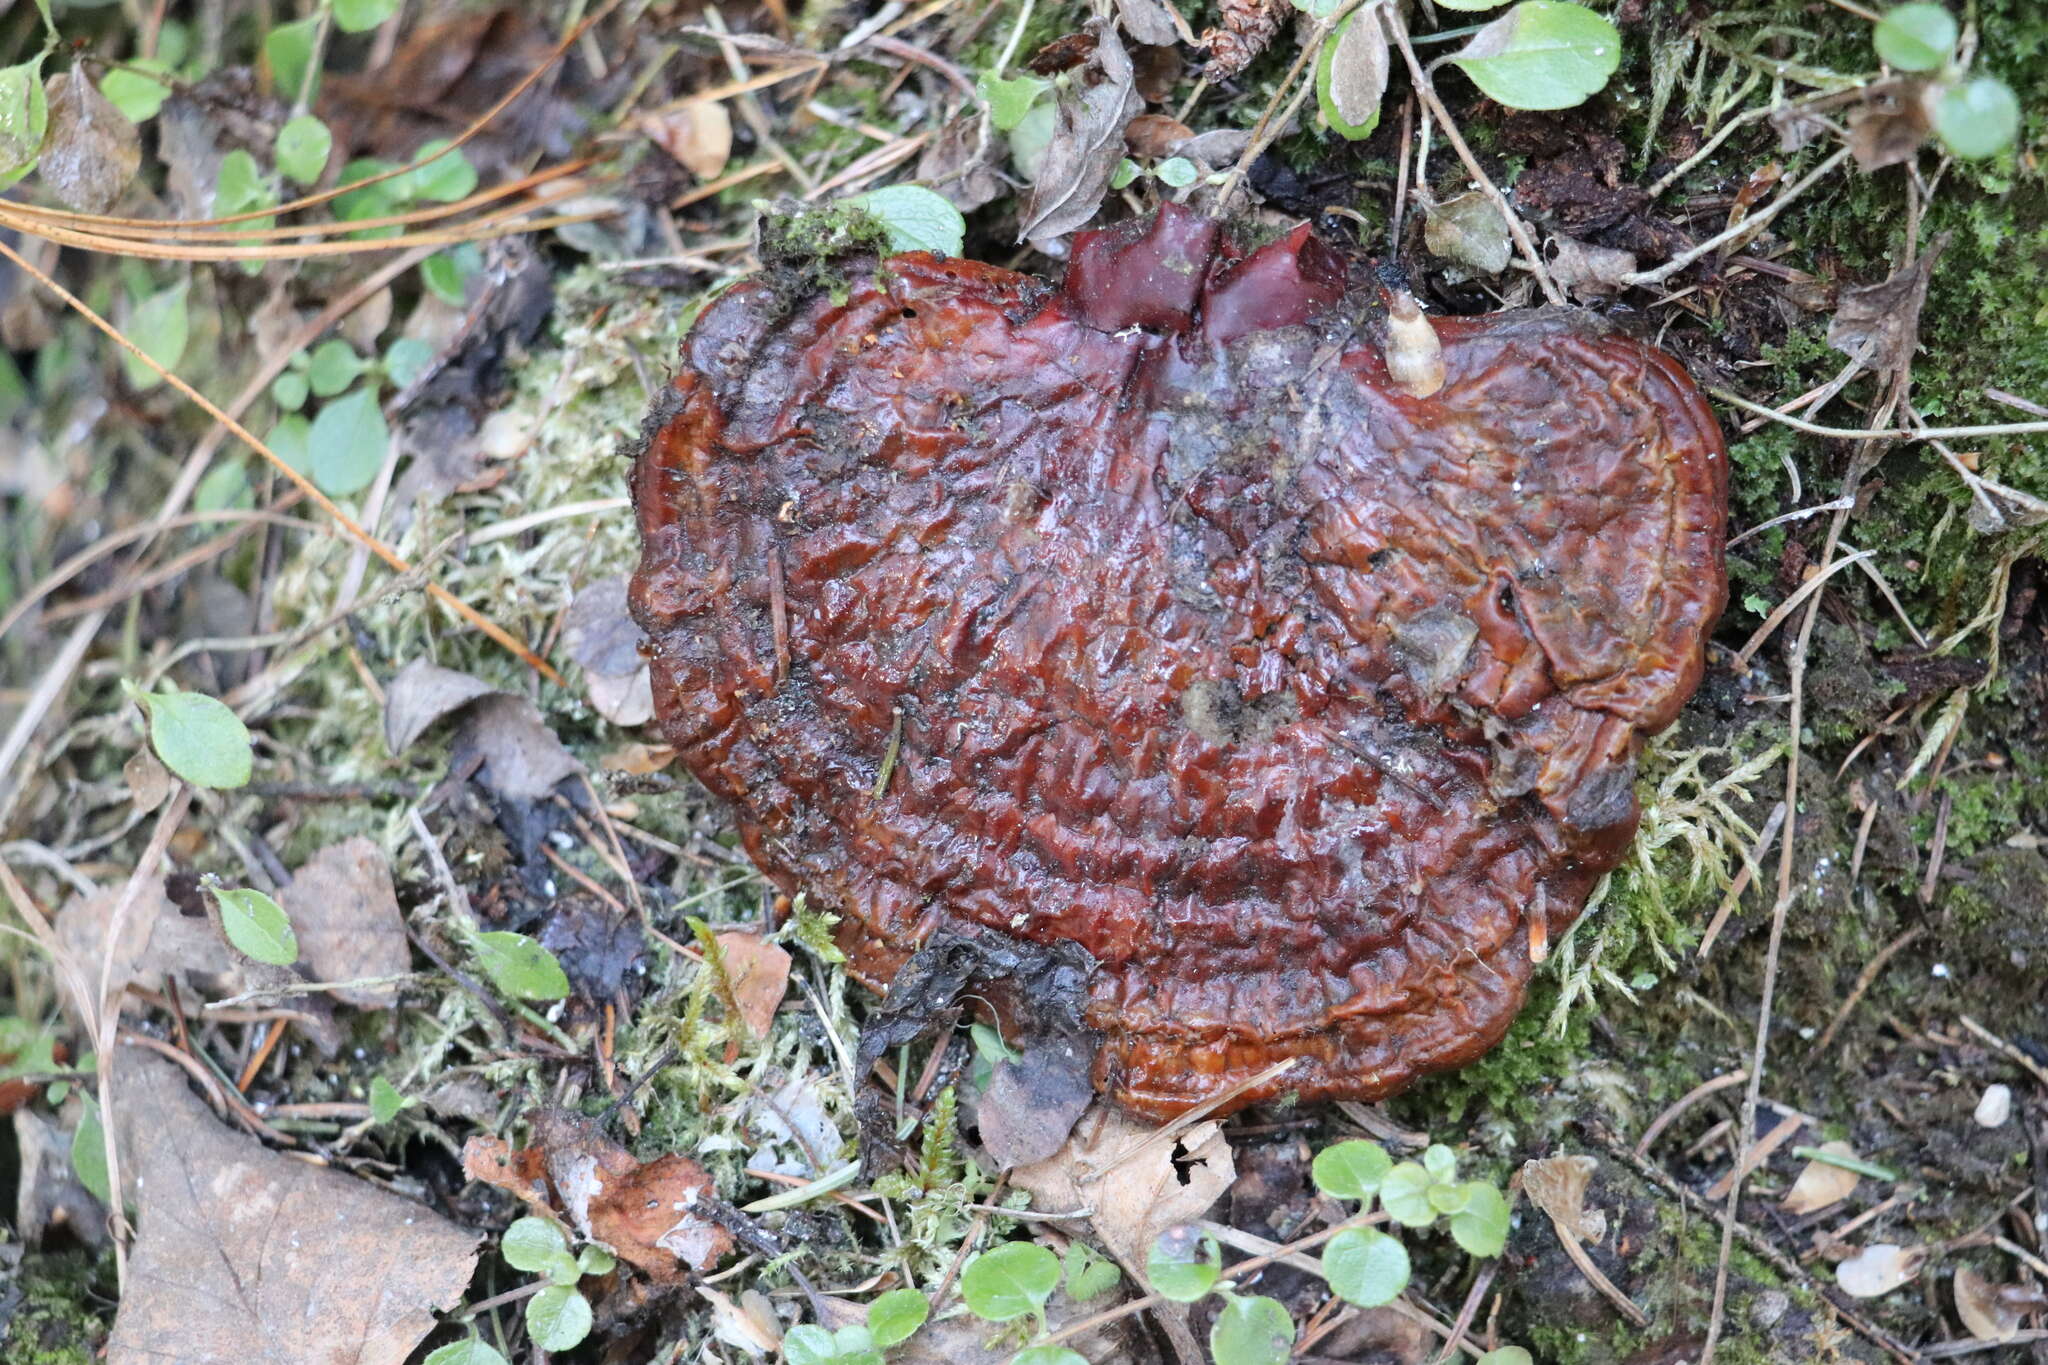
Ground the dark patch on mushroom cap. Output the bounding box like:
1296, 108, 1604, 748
630, 209, 1728, 1119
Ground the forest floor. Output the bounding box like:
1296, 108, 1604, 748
1, 0, 2046, 1362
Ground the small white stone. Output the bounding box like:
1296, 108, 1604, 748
1974, 1083, 2012, 1129
1931, 962, 1951, 978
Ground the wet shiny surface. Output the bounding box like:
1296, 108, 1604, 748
631, 207, 1727, 1117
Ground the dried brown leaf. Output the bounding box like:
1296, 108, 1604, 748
1116, 0, 1180, 47
1018, 19, 1143, 248
1827, 237, 1945, 376
108, 1053, 478, 1365
977, 1033, 1095, 1170
714, 930, 791, 1040
1781, 1140, 1861, 1216
1424, 190, 1512, 275
1835, 1242, 1924, 1299
382, 659, 497, 754
1327, 7, 1389, 129
1847, 82, 1932, 172
642, 102, 733, 180
531, 1110, 733, 1278
42, 68, 141, 213
1520, 1153, 1608, 1243
280, 838, 410, 1008
1011, 1105, 1234, 1267
1953, 1266, 2028, 1343
1125, 113, 1193, 159
1546, 236, 1638, 297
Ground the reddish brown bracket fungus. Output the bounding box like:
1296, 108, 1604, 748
630, 206, 1727, 1119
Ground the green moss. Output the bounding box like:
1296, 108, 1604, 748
2, 1250, 113, 1365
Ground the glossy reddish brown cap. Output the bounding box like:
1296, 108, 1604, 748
630, 211, 1727, 1118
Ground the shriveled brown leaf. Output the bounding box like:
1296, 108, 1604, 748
450, 693, 583, 802
977, 1033, 1095, 1170
1011, 1104, 1234, 1268
530, 1110, 733, 1278
1847, 81, 1932, 171
1125, 113, 1192, 159
1172, 127, 1252, 169
601, 741, 675, 774
1131, 44, 1183, 103
1953, 1266, 2037, 1343
1780, 1140, 1861, 1216
1425, 190, 1512, 275
1548, 236, 1638, 297
1520, 1153, 1608, 1243
915, 114, 1003, 213
279, 838, 410, 1008
383, 659, 497, 754
42, 68, 142, 212
123, 747, 172, 813
1018, 18, 1143, 248
58, 884, 239, 1012
1827, 235, 1945, 376
108, 1053, 478, 1365
642, 102, 733, 180
461, 1133, 553, 1216
715, 930, 791, 1040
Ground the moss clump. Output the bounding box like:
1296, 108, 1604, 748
1, 1250, 113, 1365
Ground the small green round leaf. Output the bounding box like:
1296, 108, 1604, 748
1477, 1350, 1535, 1365
267, 414, 313, 473
1146, 1225, 1223, 1302
102, 61, 171, 123
306, 339, 367, 398
333, 0, 402, 34
1315, 11, 1386, 141
1063, 1241, 1121, 1302
1209, 1293, 1295, 1365
1428, 1179, 1473, 1215
960, 1240, 1061, 1322
368, 1075, 406, 1124
401, 139, 478, 203
1109, 156, 1140, 190
420, 245, 482, 305
265, 16, 323, 104
1448, 1, 1622, 111
1873, 4, 1958, 72
525, 1285, 593, 1352
1012, 1350, 1091, 1365
867, 1287, 929, 1347
1379, 1161, 1437, 1228
308, 387, 389, 496
577, 1243, 616, 1276
382, 336, 436, 390
977, 71, 1050, 132
782, 1325, 835, 1365
213, 886, 298, 966
1933, 77, 2020, 159
1421, 1143, 1459, 1182
1155, 156, 1198, 188
1311, 1139, 1393, 1201
1321, 1226, 1410, 1308
120, 281, 190, 391
473, 931, 571, 1001
1449, 1180, 1512, 1257
125, 683, 252, 788
0, 56, 50, 188
500, 1216, 570, 1273
271, 369, 309, 411
275, 114, 332, 185
424, 1340, 509, 1365
847, 185, 966, 258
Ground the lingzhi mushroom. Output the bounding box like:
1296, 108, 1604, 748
629, 205, 1728, 1119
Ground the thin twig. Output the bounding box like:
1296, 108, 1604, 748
1625, 147, 1852, 288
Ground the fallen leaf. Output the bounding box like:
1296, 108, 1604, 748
1115, 0, 1180, 47
383, 658, 497, 754
530, 1110, 733, 1278
1011, 1104, 1234, 1269
41, 67, 142, 212
1520, 1153, 1608, 1243
538, 896, 644, 1000
1770, 103, 1828, 154
108, 1052, 479, 1365
280, 838, 410, 1008
1547, 236, 1638, 297
461, 1133, 553, 1216
584, 664, 655, 727
698, 1284, 783, 1356
977, 1033, 1095, 1170
642, 102, 732, 180
1424, 190, 1512, 275
1953, 1266, 2033, 1343
1827, 236, 1945, 377
1018, 18, 1143, 248
450, 693, 584, 802
58, 883, 239, 1009
1325, 6, 1390, 130
1780, 1140, 1861, 1216
1835, 1242, 1925, 1299
715, 930, 791, 1040
601, 741, 675, 774
1847, 80, 1932, 171
563, 576, 646, 677
123, 747, 172, 813
1124, 112, 1192, 158
13, 1109, 109, 1249
915, 114, 1003, 213
1172, 127, 1252, 169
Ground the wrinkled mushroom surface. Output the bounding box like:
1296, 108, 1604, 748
630, 206, 1727, 1118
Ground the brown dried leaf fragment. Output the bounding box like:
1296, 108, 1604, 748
1017, 19, 1143, 247
1012, 1106, 1234, 1268
42, 67, 141, 213
281, 838, 410, 1008
531, 1110, 733, 1278
108, 1054, 479, 1365
713, 930, 791, 1040
1779, 1140, 1860, 1215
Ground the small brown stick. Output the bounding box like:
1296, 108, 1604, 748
1918, 792, 1952, 901
1705, 1111, 1805, 1202
1711, 387, 2048, 443
1958, 1015, 2048, 1091
1430, 1261, 1501, 1362
1384, 7, 1563, 306
1623, 147, 1853, 288
1810, 927, 1924, 1056
1634, 1068, 1749, 1158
